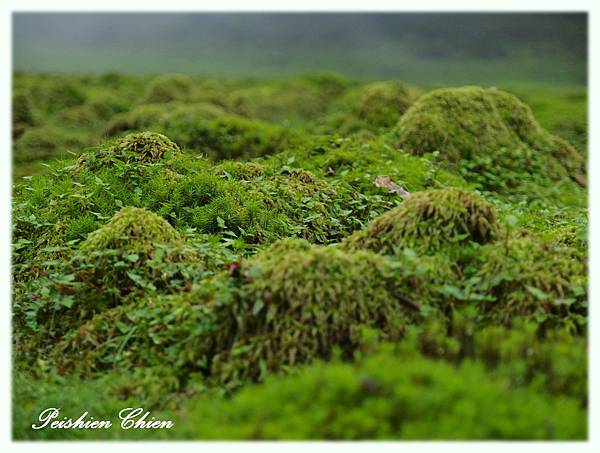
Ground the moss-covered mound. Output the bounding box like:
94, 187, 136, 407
473, 236, 587, 326
50, 239, 422, 383
355, 81, 416, 126
12, 90, 38, 139
14, 126, 86, 163
139, 74, 195, 104
395, 86, 584, 178
81, 206, 183, 253
164, 114, 293, 159
224, 73, 349, 123
76, 131, 181, 169
105, 102, 225, 137
76, 206, 196, 299
343, 187, 498, 255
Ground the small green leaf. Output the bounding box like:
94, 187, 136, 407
526, 285, 548, 301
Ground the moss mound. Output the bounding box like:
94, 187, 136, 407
355, 81, 416, 127
105, 102, 225, 137
343, 187, 498, 255
139, 74, 195, 104
14, 126, 86, 163
395, 86, 584, 178
77, 206, 196, 293
51, 239, 419, 383
164, 114, 292, 159
81, 206, 183, 253
473, 236, 587, 325
77, 131, 181, 169
12, 90, 37, 139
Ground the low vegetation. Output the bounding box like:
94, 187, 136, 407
12, 71, 587, 440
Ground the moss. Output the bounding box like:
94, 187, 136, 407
13, 126, 86, 163
139, 73, 195, 104
332, 81, 418, 133
264, 135, 468, 196
343, 187, 498, 255
165, 115, 293, 159
12, 90, 38, 139
395, 86, 584, 178
212, 161, 266, 180
181, 347, 586, 440
472, 236, 587, 326
224, 75, 348, 123
52, 239, 418, 384
32, 78, 86, 114
81, 206, 184, 253
105, 102, 224, 137
76, 131, 181, 170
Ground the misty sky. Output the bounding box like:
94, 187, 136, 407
12, 13, 587, 84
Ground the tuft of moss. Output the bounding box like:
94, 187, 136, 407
472, 236, 587, 326
76, 131, 181, 170
163, 114, 292, 159
343, 187, 498, 255
332, 81, 418, 133
12, 90, 38, 139
395, 86, 584, 179
81, 206, 184, 254
13, 126, 86, 163
139, 74, 195, 104
105, 102, 225, 137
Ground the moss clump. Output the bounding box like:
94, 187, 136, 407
105, 102, 224, 137
139, 74, 195, 104
78, 206, 193, 288
13, 126, 85, 163
32, 78, 87, 114
77, 132, 181, 170
12, 90, 38, 139
212, 161, 266, 180
343, 187, 498, 255
225, 75, 348, 123
166, 115, 292, 159
355, 81, 416, 126
209, 240, 414, 385
81, 206, 183, 254
395, 86, 584, 177
473, 236, 587, 326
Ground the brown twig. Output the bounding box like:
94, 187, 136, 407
374, 176, 410, 198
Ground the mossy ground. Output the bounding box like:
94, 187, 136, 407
12, 72, 587, 440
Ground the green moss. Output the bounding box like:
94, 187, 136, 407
12, 90, 38, 139
50, 239, 418, 385
395, 86, 584, 180
264, 135, 468, 196
165, 114, 292, 159
343, 187, 498, 255
81, 206, 184, 253
105, 102, 224, 137
180, 346, 586, 440
331, 81, 418, 133
76, 131, 181, 170
472, 236, 587, 326
212, 161, 267, 180
32, 77, 87, 114
139, 74, 195, 104
13, 126, 86, 163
